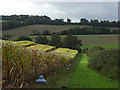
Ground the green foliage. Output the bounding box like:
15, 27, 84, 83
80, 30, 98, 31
2, 15, 119, 31
35, 36, 48, 44
80, 18, 89, 25
31, 30, 41, 35
2, 34, 12, 40
67, 18, 71, 24
59, 27, 115, 35
88, 48, 119, 80
17, 36, 32, 41
88, 46, 105, 54
42, 30, 51, 35
50, 34, 61, 47
62, 35, 82, 49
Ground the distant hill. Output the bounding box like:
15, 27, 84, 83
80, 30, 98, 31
2, 24, 119, 36
2, 25, 91, 36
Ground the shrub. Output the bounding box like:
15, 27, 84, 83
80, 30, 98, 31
16, 36, 32, 41
50, 34, 61, 48
88, 46, 105, 54
2, 34, 12, 40
62, 35, 82, 49
42, 30, 51, 35
35, 36, 48, 44
88, 48, 119, 80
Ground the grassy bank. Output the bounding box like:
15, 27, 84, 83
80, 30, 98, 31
66, 54, 118, 88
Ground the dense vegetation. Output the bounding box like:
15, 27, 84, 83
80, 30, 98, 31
16, 36, 32, 41
58, 27, 119, 35
88, 46, 119, 80
33, 34, 82, 51
2, 40, 78, 88
2, 15, 120, 30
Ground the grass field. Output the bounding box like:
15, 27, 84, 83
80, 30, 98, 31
2, 24, 120, 36
81, 44, 118, 49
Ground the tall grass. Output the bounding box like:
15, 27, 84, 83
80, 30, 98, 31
2, 43, 71, 88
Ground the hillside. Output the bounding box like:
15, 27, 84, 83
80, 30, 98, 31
2, 25, 119, 36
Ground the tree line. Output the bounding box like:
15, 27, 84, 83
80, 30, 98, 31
30, 27, 119, 36
2, 15, 120, 30
31, 34, 82, 52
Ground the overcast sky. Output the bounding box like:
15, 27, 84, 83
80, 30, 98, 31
0, 0, 119, 22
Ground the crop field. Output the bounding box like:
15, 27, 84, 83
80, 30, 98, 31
1, 40, 78, 58
52, 48, 78, 59
12, 41, 36, 47
2, 40, 80, 88
27, 44, 56, 52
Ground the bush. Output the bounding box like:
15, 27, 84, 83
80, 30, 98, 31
50, 34, 61, 47
88, 48, 119, 80
31, 30, 41, 35
62, 35, 82, 49
2, 34, 12, 40
16, 36, 32, 41
35, 36, 48, 44
88, 46, 105, 54
42, 30, 51, 35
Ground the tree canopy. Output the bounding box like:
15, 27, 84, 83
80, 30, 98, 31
2, 15, 119, 30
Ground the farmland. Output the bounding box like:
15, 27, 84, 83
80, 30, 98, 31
2, 24, 120, 36
28, 34, 118, 46
2, 40, 79, 88
1, 26, 119, 88
27, 44, 56, 52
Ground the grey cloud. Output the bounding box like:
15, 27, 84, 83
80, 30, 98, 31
34, 2, 118, 22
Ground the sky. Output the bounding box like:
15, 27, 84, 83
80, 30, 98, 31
0, 0, 119, 22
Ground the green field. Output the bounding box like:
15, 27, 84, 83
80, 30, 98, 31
81, 44, 118, 50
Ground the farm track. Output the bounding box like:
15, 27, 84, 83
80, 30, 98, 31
33, 54, 119, 88
65, 54, 118, 88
